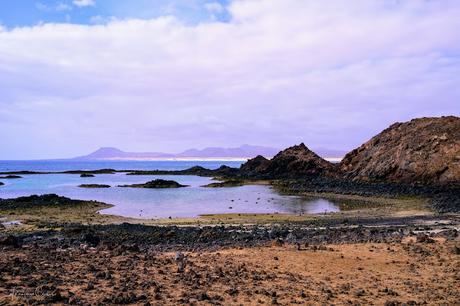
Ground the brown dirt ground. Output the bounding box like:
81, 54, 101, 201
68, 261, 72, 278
1, 239, 459, 305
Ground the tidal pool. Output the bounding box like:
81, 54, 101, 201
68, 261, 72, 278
0, 173, 342, 218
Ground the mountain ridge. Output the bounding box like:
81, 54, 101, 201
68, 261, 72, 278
75, 145, 346, 160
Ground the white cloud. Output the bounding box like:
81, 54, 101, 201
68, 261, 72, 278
205, 2, 224, 14
36, 2, 73, 12
73, 0, 95, 7
56, 3, 72, 11
1, 0, 460, 158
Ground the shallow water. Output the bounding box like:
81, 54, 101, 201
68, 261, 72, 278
0, 160, 341, 218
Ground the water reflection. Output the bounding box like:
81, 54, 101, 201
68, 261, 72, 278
0, 173, 340, 218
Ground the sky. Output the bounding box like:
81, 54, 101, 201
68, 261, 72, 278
0, 0, 459, 160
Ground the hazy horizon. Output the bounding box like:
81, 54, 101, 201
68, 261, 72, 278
1, 0, 459, 159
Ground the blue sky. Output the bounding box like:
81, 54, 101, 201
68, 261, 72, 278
0, 1, 459, 159
0, 0, 230, 27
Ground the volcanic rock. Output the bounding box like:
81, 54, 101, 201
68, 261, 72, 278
240, 143, 335, 178
240, 155, 271, 176
340, 116, 460, 184
80, 174, 95, 178
202, 179, 245, 188
118, 179, 188, 188
79, 184, 111, 188
0, 175, 22, 179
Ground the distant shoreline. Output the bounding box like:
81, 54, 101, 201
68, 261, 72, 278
0, 157, 343, 162
76, 157, 344, 162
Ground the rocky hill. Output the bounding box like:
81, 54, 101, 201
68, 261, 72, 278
340, 116, 460, 184
240, 143, 335, 178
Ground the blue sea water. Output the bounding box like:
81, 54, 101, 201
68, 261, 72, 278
0, 160, 340, 218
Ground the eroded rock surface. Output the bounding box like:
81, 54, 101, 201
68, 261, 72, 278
240, 143, 335, 179
340, 116, 460, 184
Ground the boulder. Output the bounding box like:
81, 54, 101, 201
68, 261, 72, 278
340, 116, 460, 184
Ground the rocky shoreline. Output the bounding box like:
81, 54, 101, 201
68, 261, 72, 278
1, 215, 459, 305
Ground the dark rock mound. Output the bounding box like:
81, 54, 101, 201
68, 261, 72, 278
63, 169, 116, 174
340, 116, 460, 185
0, 182, 3, 186
0, 175, 22, 179
240, 143, 335, 179
80, 174, 95, 177
0, 194, 91, 210
118, 179, 188, 188
79, 184, 111, 188
240, 155, 271, 176
202, 179, 245, 188
126, 165, 240, 177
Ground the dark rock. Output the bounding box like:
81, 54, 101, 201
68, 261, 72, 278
0, 175, 22, 179
82, 232, 101, 246
240, 155, 271, 176
0, 194, 106, 210
202, 179, 245, 188
340, 116, 460, 184
80, 174, 95, 177
0, 235, 20, 247
118, 179, 188, 188
239, 143, 336, 179
0, 182, 3, 186
78, 184, 111, 188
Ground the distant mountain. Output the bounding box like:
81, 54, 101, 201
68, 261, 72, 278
74, 145, 280, 160
75, 147, 174, 160
74, 145, 346, 160
176, 145, 280, 158
313, 147, 348, 158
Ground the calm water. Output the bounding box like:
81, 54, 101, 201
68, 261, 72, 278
0, 160, 340, 218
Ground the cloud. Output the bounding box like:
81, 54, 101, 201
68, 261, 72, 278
205, 2, 225, 14
1, 0, 460, 158
56, 3, 72, 11
73, 0, 95, 7
36, 2, 72, 12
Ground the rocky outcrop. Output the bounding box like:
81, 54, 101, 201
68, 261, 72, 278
240, 155, 271, 176
0, 175, 22, 179
340, 116, 460, 185
239, 143, 335, 179
0, 182, 3, 186
202, 179, 245, 188
79, 184, 111, 188
80, 174, 95, 178
0, 194, 98, 210
118, 179, 188, 188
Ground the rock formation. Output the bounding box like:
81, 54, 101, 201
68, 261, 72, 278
118, 179, 188, 188
80, 174, 95, 178
240, 155, 271, 176
0, 175, 22, 179
202, 179, 245, 188
240, 143, 335, 178
340, 116, 460, 185
79, 184, 111, 188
